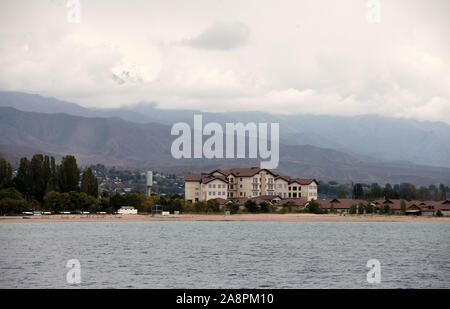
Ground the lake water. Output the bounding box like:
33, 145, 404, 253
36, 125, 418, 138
0, 221, 449, 288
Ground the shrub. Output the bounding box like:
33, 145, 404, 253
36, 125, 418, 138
225, 202, 240, 214
244, 200, 259, 213
357, 204, 365, 215
306, 199, 322, 214
436, 209, 443, 217
259, 201, 272, 213
0, 198, 28, 215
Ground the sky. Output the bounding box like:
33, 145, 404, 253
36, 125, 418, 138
0, 0, 449, 123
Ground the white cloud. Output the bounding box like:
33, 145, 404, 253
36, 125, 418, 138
0, 0, 449, 122
183, 21, 250, 50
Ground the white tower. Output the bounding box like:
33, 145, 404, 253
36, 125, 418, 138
146, 171, 153, 196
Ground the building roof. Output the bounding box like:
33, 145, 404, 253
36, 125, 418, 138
279, 198, 308, 207
317, 198, 366, 209
186, 167, 315, 185
184, 173, 228, 184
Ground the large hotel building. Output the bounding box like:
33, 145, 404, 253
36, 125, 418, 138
184, 167, 318, 203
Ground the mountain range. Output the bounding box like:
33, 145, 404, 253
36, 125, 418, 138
0, 91, 449, 185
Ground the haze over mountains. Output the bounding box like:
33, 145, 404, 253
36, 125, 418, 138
1, 91, 449, 185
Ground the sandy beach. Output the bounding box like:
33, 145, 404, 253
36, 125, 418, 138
1, 213, 450, 223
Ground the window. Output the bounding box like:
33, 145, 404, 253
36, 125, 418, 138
213, 192, 216, 196
284, 184, 287, 189
195, 192, 199, 196
208, 192, 212, 196
253, 177, 258, 183
240, 184, 243, 188
268, 178, 273, 183
240, 178, 243, 181
208, 184, 212, 188
268, 184, 273, 190
253, 184, 258, 190
278, 184, 282, 189
253, 191, 258, 196
212, 184, 216, 188
268, 192, 273, 196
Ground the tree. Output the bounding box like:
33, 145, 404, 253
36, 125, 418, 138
400, 199, 406, 214
244, 200, 259, 213
42, 191, 70, 213
436, 209, 443, 217
337, 190, 347, 198
206, 199, 220, 213
58, 155, 79, 192
43, 191, 62, 213
225, 202, 240, 214
329, 203, 335, 214
352, 184, 364, 199
80, 168, 98, 197
365, 202, 374, 214
365, 185, 383, 199
380, 204, 391, 214
0, 158, 12, 188
14, 157, 32, 200
29, 154, 48, 201
433, 189, 439, 201
357, 203, 365, 214
259, 201, 272, 213
439, 184, 447, 201
416, 187, 430, 201
349, 204, 357, 214
110, 193, 125, 211
193, 201, 207, 213
398, 184, 416, 200
0, 188, 28, 215
306, 199, 322, 214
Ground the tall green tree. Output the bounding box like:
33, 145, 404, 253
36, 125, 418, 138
0, 158, 12, 188
80, 168, 98, 197
58, 155, 79, 192
14, 157, 32, 200
400, 199, 406, 213
439, 184, 447, 200
29, 154, 48, 201
352, 184, 363, 199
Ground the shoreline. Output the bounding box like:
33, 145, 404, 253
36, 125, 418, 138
1, 213, 450, 223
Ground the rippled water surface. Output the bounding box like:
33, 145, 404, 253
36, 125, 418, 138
0, 221, 449, 288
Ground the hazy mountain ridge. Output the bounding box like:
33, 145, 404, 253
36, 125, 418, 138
1, 91, 449, 168
1, 106, 449, 185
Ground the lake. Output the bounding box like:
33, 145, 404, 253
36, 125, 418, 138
0, 221, 449, 288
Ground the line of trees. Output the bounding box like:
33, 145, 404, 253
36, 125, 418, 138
351, 182, 448, 201
0, 155, 98, 214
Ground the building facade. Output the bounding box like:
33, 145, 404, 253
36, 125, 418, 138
184, 167, 318, 203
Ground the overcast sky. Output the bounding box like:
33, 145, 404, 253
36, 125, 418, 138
0, 0, 449, 123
